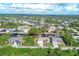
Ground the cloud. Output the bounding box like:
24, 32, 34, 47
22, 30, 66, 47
0, 4, 4, 7
65, 5, 79, 11
0, 3, 79, 15
0, 3, 64, 12
0, 4, 7, 9
7, 3, 53, 12
10, 3, 51, 10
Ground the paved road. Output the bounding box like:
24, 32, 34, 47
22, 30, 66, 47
16, 46, 79, 50
0, 32, 27, 34
0, 44, 79, 50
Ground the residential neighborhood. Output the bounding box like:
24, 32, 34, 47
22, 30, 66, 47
0, 15, 79, 55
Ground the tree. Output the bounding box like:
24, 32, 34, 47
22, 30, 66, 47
61, 30, 77, 46
0, 34, 11, 46
28, 27, 42, 34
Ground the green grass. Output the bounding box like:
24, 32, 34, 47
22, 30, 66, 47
22, 36, 36, 46
0, 34, 11, 47
0, 47, 79, 56
44, 42, 52, 47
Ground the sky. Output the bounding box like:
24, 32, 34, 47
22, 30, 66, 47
0, 0, 79, 3
0, 3, 79, 15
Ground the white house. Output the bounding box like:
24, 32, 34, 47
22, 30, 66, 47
12, 42, 18, 48
73, 36, 79, 40
52, 42, 59, 48
57, 26, 64, 30
48, 25, 57, 33
52, 37, 63, 48
18, 26, 30, 33
37, 39, 43, 47
37, 37, 50, 47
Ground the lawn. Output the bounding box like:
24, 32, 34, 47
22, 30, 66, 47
0, 47, 79, 56
22, 36, 36, 46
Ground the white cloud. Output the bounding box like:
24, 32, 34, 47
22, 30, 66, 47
28, 4, 50, 9
11, 3, 51, 9
0, 3, 65, 13
9, 3, 52, 12
52, 6, 64, 12
0, 0, 79, 3
65, 5, 79, 11
10, 3, 23, 7
0, 4, 7, 9
0, 4, 3, 7
0, 7, 7, 9
28, 4, 51, 12
0, 3, 79, 14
